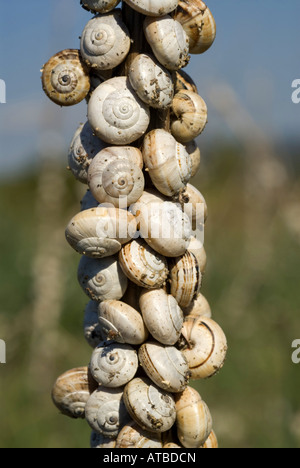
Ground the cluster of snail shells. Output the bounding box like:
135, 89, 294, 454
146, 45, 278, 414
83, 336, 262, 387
43, 0, 226, 449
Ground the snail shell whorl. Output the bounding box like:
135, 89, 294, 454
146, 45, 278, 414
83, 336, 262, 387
88, 76, 150, 145
80, 11, 131, 71
171, 90, 208, 144
81, 0, 121, 13
123, 0, 178, 17
169, 251, 202, 308
41, 49, 90, 106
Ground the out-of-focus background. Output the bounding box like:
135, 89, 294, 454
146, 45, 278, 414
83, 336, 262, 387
1, 0, 300, 448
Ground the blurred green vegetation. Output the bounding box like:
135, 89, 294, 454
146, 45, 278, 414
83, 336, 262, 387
1, 141, 300, 448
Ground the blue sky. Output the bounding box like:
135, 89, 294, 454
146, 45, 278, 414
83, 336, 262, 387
0, 0, 300, 179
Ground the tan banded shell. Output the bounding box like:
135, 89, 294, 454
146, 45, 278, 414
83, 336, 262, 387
171, 90, 208, 144
41, 49, 90, 107
116, 421, 163, 448
202, 430, 218, 448
51, 367, 98, 419
172, 69, 198, 94
169, 251, 202, 308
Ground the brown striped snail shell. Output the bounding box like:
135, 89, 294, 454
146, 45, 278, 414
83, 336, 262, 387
68, 121, 107, 184
172, 69, 198, 94
89, 341, 139, 387
169, 251, 202, 308
87, 146, 144, 208
139, 288, 183, 346
171, 90, 208, 144
175, 386, 213, 448
202, 430, 218, 448
174, 0, 217, 54
98, 299, 149, 345
65, 207, 137, 258
144, 15, 190, 71
51, 367, 98, 419
123, 0, 178, 17
123, 377, 176, 433
182, 292, 212, 318
90, 431, 117, 448
180, 316, 228, 379
80, 11, 131, 71
119, 239, 169, 289
85, 386, 130, 438
115, 421, 163, 448
41, 49, 90, 107
138, 341, 191, 393
83, 300, 106, 348
77, 255, 128, 302
81, 0, 121, 14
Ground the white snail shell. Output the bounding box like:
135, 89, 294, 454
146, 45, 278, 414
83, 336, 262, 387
88, 146, 145, 207
142, 129, 192, 197
51, 367, 98, 419
128, 54, 174, 109
144, 15, 190, 71
65, 207, 137, 258
81, 0, 121, 14
138, 341, 191, 393
41, 49, 90, 106
80, 190, 99, 212
187, 236, 207, 273
68, 121, 107, 184
90, 431, 117, 448
174, 0, 217, 54
169, 251, 202, 308
88, 76, 150, 145
186, 140, 201, 177
80, 11, 131, 71
116, 421, 163, 448
77, 255, 128, 302
85, 386, 130, 438
175, 386, 213, 448
171, 90, 208, 143
179, 183, 208, 231
83, 300, 106, 348
119, 239, 169, 289
180, 316, 228, 379
123, 377, 176, 433
123, 0, 178, 17
89, 341, 138, 387
98, 299, 149, 344
182, 292, 212, 318
139, 289, 183, 345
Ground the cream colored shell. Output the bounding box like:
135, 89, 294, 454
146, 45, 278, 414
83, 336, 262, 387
81, 0, 121, 13
51, 367, 98, 419
187, 236, 207, 273
119, 239, 169, 289
138, 341, 190, 393
182, 292, 212, 318
116, 421, 163, 448
80, 11, 131, 70
175, 386, 212, 448
186, 140, 201, 177
89, 341, 138, 387
88, 76, 150, 145
202, 430, 218, 448
41, 49, 90, 107
169, 251, 202, 308
144, 15, 190, 71
123, 0, 178, 17
128, 54, 174, 109
179, 183, 208, 230
87, 146, 144, 207
98, 299, 148, 344
83, 300, 105, 348
171, 90, 208, 143
139, 288, 183, 345
123, 377, 176, 433
180, 316, 228, 379
77, 255, 128, 302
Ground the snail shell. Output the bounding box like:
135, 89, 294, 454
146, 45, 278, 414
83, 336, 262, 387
144, 15, 190, 71
171, 90, 208, 143
174, 0, 216, 54
123, 0, 178, 17
202, 430, 218, 448
142, 129, 192, 197
186, 140, 201, 177
180, 316, 228, 379
88, 76, 150, 145
83, 300, 105, 348
116, 421, 163, 448
81, 0, 121, 13
182, 292, 212, 318
68, 121, 107, 184
138, 341, 191, 393
98, 299, 149, 345
169, 251, 202, 308
77, 255, 128, 302
139, 288, 183, 345
85, 386, 130, 438
123, 377, 176, 433
173, 69, 198, 94
80, 11, 131, 71
90, 431, 117, 448
119, 239, 169, 289
187, 236, 207, 273
65, 207, 137, 258
51, 367, 98, 419
175, 386, 213, 448
89, 341, 138, 387
180, 183, 207, 231
80, 190, 99, 212
88, 146, 144, 207
128, 54, 174, 109
41, 49, 90, 106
